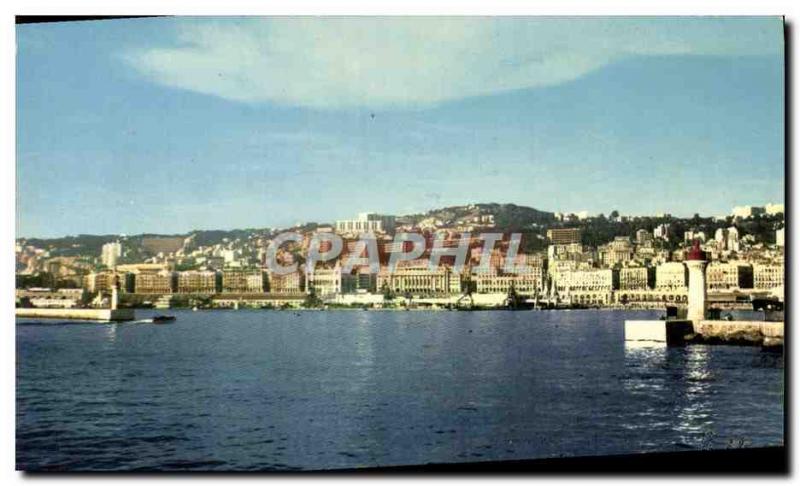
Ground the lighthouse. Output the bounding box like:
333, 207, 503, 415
685, 240, 708, 323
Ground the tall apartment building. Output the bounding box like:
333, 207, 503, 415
715, 227, 741, 252
101, 241, 122, 268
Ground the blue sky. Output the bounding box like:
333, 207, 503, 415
17, 17, 784, 238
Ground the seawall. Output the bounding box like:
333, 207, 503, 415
624, 319, 784, 347
16, 308, 135, 322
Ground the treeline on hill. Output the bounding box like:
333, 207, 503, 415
22, 234, 119, 257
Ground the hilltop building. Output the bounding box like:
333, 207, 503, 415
335, 213, 396, 234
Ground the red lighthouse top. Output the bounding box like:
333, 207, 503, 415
685, 240, 707, 261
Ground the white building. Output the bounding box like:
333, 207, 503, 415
306, 265, 342, 298
683, 230, 706, 243
706, 262, 753, 291
335, 213, 396, 234
732, 205, 766, 219
776, 228, 785, 247
653, 224, 670, 241
766, 203, 785, 215
655, 262, 687, 290
715, 227, 740, 252
753, 264, 784, 290
101, 242, 122, 268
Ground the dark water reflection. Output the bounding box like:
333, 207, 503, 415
17, 309, 783, 471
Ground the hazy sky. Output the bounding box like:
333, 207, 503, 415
17, 17, 784, 238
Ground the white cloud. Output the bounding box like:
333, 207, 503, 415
123, 17, 782, 109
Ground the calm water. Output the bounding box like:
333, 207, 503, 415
17, 309, 784, 471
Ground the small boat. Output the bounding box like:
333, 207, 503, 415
152, 315, 176, 323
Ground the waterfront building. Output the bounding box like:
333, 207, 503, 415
546, 228, 581, 245
176, 270, 219, 294
706, 262, 753, 291
83, 271, 119, 294
268, 269, 305, 294
619, 266, 652, 291
116, 263, 171, 274
568, 290, 613, 306
555, 268, 615, 294
377, 261, 453, 296
341, 268, 377, 294
616, 289, 687, 306
655, 262, 687, 290
472, 271, 542, 295
335, 212, 396, 234
134, 270, 174, 294
753, 264, 785, 290
222, 270, 265, 293
306, 265, 342, 298
101, 241, 122, 268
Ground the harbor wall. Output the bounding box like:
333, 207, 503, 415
624, 318, 784, 347
16, 308, 135, 322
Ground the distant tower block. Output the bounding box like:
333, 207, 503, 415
685, 240, 708, 323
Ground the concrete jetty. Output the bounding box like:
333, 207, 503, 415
624, 241, 784, 347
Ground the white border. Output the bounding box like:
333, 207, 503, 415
3, 1, 796, 485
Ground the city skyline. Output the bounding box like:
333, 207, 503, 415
17, 17, 784, 238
